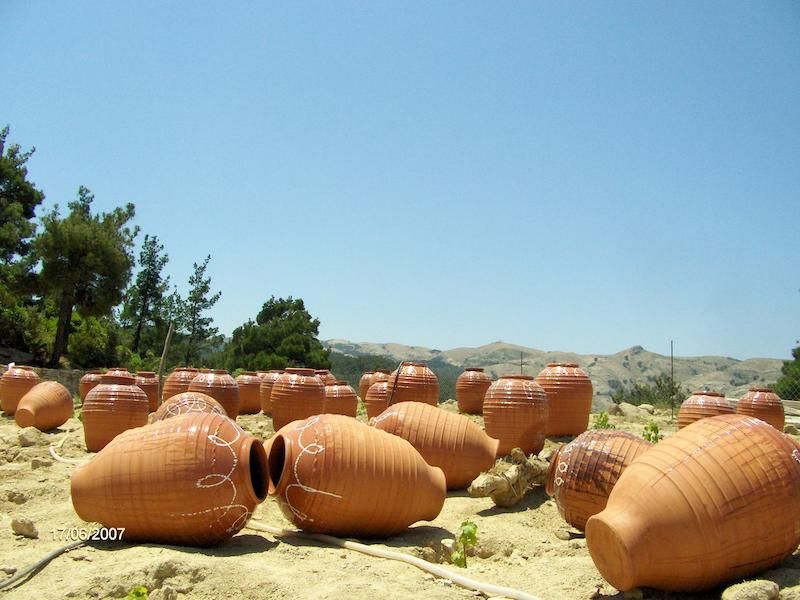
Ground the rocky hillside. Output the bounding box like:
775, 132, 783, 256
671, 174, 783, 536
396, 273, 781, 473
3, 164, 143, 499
324, 339, 784, 406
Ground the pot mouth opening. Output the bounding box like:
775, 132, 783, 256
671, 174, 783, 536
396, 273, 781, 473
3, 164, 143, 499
268, 434, 289, 495
285, 368, 315, 376
547, 362, 579, 368
749, 387, 774, 393
692, 390, 723, 397
500, 374, 534, 380
465, 368, 485, 372
245, 438, 269, 502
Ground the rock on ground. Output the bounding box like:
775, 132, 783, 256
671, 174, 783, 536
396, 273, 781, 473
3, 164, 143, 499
721, 580, 780, 600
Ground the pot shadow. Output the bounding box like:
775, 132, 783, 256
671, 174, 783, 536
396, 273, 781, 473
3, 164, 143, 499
475, 485, 550, 516
592, 590, 720, 600
266, 524, 453, 553
101, 534, 279, 558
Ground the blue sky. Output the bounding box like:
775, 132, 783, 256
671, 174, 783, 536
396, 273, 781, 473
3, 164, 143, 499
3, 2, 799, 360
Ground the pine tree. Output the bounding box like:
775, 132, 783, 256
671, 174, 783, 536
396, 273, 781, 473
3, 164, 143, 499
122, 234, 170, 353
179, 255, 221, 365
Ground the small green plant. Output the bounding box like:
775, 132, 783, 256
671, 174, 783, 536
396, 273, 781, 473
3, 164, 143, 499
592, 411, 615, 430
126, 587, 148, 600
642, 421, 663, 444
451, 520, 478, 568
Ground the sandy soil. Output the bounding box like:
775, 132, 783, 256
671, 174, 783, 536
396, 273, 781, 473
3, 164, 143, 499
1, 402, 799, 600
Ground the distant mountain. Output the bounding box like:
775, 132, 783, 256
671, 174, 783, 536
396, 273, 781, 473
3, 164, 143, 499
323, 339, 784, 406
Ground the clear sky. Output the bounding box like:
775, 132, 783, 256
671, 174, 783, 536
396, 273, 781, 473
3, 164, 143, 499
3, 2, 799, 360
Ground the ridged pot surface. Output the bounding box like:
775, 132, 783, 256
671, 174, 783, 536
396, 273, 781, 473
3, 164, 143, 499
483, 375, 549, 455
270, 368, 325, 430
358, 372, 375, 401
677, 391, 733, 429
370, 401, 499, 489
545, 430, 651, 531
386, 362, 439, 407
314, 370, 337, 386
323, 381, 358, 417
153, 391, 228, 421
267, 414, 446, 537
71, 412, 268, 546
364, 381, 389, 420
0, 365, 40, 415
134, 371, 160, 412
585, 414, 800, 592
16, 381, 74, 431
161, 368, 199, 403
82, 373, 149, 452
258, 370, 283, 415
235, 372, 262, 415
737, 387, 784, 430
188, 370, 240, 420
79, 370, 104, 403
455, 368, 492, 414
535, 363, 593, 436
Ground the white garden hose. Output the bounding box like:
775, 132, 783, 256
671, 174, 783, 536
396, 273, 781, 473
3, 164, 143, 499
246, 521, 541, 600
48, 433, 88, 465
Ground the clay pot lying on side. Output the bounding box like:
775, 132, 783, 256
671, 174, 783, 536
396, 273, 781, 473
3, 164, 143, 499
16, 381, 74, 431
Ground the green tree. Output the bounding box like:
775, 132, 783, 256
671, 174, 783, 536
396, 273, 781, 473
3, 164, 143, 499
0, 125, 45, 264
774, 346, 800, 401
67, 314, 121, 368
33, 186, 138, 367
121, 234, 171, 354
178, 255, 221, 365
223, 295, 330, 371
611, 373, 687, 408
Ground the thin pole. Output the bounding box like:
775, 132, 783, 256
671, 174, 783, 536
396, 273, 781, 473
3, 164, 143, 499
157, 321, 175, 408
670, 340, 675, 420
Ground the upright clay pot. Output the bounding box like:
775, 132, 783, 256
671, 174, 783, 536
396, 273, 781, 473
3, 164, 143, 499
270, 368, 326, 430
364, 381, 389, 420
536, 363, 594, 436
235, 372, 262, 415
677, 390, 734, 429
386, 362, 439, 407
483, 375, 549, 456
586, 414, 800, 592
79, 370, 104, 403
455, 368, 492, 414
134, 371, 160, 412
188, 369, 240, 420
358, 371, 375, 401
323, 381, 358, 417
545, 430, 652, 531
370, 401, 499, 489
161, 367, 199, 403
268, 414, 446, 537
153, 391, 228, 421
259, 370, 283, 415
737, 387, 785, 431
71, 412, 268, 546
369, 369, 391, 388
15, 381, 74, 431
82, 373, 149, 452
0, 365, 40, 415
315, 370, 337, 386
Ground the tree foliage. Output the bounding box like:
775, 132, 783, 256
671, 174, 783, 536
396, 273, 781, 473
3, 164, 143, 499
33, 186, 138, 367
610, 372, 687, 408
223, 296, 330, 371
121, 234, 171, 353
774, 346, 800, 401
179, 255, 221, 366
0, 125, 45, 264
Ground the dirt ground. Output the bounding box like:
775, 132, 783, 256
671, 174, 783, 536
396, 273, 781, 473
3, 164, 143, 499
1, 401, 799, 600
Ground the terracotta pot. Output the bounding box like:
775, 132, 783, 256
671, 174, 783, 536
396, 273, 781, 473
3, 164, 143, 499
386, 362, 439, 406
188, 369, 240, 420
161, 367, 199, 403
15, 381, 74, 431
235, 371, 262, 415
71, 412, 268, 546
0, 365, 40, 415
270, 368, 326, 430
483, 374, 549, 456
455, 368, 492, 414
737, 387, 785, 431
358, 372, 375, 401
106, 367, 133, 379
79, 370, 104, 403
268, 414, 446, 537
370, 401, 499, 489
314, 369, 337, 386
369, 369, 391, 388
677, 390, 733, 429
535, 363, 594, 436
134, 371, 159, 412
545, 430, 652, 531
365, 381, 389, 420
259, 370, 283, 415
586, 414, 800, 592
82, 373, 149, 452
153, 391, 228, 421
323, 381, 358, 417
